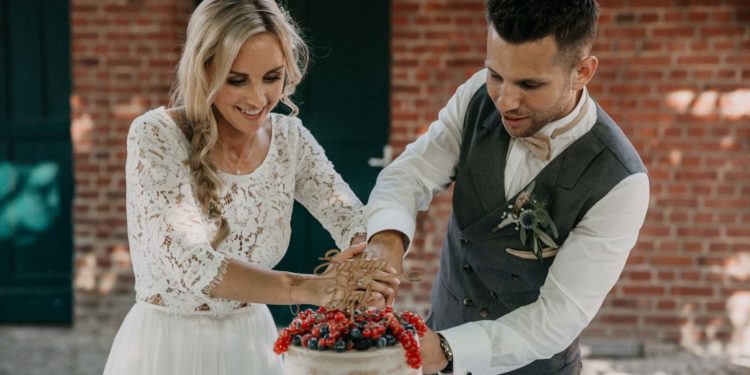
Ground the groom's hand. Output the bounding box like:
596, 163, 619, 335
421, 328, 449, 374
364, 230, 406, 306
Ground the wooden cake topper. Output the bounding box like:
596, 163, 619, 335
313, 249, 422, 312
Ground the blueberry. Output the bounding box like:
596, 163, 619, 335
350, 328, 362, 340
385, 334, 396, 346
334, 340, 347, 352
292, 335, 302, 346
320, 325, 329, 335
355, 339, 370, 351
377, 337, 388, 348
308, 337, 319, 350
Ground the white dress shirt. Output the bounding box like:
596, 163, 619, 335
366, 69, 650, 374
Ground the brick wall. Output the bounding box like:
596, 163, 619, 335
70, 0, 750, 353
389, 0, 487, 314
390, 0, 750, 354
591, 0, 750, 354
70, 0, 193, 328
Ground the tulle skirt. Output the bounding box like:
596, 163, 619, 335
103, 302, 282, 375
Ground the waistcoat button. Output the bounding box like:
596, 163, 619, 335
512, 274, 521, 281
462, 263, 471, 271
463, 297, 473, 307
480, 308, 489, 318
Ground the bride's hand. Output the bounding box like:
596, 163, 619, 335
305, 274, 398, 309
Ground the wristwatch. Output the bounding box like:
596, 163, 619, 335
436, 332, 454, 373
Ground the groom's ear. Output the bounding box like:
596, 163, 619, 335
572, 55, 598, 91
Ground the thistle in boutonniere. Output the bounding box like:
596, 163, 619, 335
492, 181, 559, 261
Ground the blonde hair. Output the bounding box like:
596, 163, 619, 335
171, 0, 308, 248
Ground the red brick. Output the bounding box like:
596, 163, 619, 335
631, 0, 673, 7
687, 12, 708, 22
600, 314, 639, 324
672, 287, 714, 296
706, 199, 748, 209
651, 256, 694, 266
645, 316, 687, 326
681, 271, 702, 281
623, 286, 666, 295
657, 271, 676, 281
612, 298, 639, 308
652, 27, 696, 37
629, 56, 672, 66
727, 228, 750, 237
702, 27, 745, 37
603, 27, 648, 38
625, 271, 653, 281
707, 302, 726, 312
676, 56, 721, 64
658, 301, 677, 310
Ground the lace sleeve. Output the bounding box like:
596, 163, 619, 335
126, 115, 228, 301
291, 120, 366, 249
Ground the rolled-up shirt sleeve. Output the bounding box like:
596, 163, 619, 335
366, 70, 488, 253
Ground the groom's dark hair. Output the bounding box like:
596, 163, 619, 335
486, 0, 599, 68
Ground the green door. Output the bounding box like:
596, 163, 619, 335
0, 0, 73, 324
269, 0, 390, 324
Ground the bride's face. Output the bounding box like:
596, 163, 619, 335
213, 32, 286, 136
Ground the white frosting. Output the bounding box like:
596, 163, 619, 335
282, 345, 421, 375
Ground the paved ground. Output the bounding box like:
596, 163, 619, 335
582, 354, 749, 375
1, 326, 748, 375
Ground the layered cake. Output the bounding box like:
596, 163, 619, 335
274, 307, 425, 375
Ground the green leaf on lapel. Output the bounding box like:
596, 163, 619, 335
549, 219, 559, 239
534, 227, 558, 249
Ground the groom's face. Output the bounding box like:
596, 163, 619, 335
485, 27, 580, 138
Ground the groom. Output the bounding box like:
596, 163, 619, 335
364, 0, 649, 374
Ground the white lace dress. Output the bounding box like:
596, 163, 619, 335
103, 107, 365, 375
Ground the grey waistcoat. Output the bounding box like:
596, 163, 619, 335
426, 85, 646, 374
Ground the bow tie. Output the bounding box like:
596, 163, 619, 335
516, 95, 590, 161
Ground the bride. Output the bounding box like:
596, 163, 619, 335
102, 1, 398, 374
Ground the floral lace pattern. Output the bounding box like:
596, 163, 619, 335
125, 107, 365, 314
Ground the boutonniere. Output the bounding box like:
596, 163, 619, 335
493, 181, 559, 260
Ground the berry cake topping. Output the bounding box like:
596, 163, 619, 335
274, 306, 427, 369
